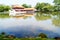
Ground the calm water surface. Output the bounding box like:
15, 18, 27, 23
0, 13, 60, 38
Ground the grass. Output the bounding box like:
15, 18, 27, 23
0, 38, 55, 40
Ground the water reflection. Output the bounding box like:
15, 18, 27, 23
0, 13, 10, 18
52, 14, 60, 26
12, 14, 33, 19
35, 12, 51, 21
0, 12, 60, 38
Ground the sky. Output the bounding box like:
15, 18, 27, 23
0, 0, 54, 6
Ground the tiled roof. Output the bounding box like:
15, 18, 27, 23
12, 5, 24, 8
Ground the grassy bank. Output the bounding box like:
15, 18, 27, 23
0, 13, 10, 18
0, 37, 55, 40
0, 32, 56, 40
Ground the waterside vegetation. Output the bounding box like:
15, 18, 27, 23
0, 32, 56, 40
0, 0, 59, 12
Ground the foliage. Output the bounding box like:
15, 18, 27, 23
22, 4, 32, 8
0, 5, 11, 12
35, 2, 41, 11
54, 0, 60, 11
0, 32, 55, 40
0, 1, 60, 12
35, 3, 54, 12
54, 0, 60, 5
38, 33, 48, 38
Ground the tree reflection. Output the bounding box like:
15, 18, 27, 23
52, 14, 60, 26
35, 12, 51, 21
0, 13, 33, 19
52, 19, 60, 26
0, 13, 10, 18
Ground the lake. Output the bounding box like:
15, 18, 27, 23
0, 12, 60, 38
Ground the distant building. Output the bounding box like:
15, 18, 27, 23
9, 5, 36, 16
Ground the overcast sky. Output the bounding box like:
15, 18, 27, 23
0, 0, 54, 6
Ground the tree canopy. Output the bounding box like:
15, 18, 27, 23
22, 4, 31, 8
54, 0, 60, 11
54, 0, 60, 5
38, 33, 48, 38
0, 5, 11, 12
35, 3, 54, 12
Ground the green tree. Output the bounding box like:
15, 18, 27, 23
54, 0, 60, 11
4, 6, 11, 11
38, 33, 48, 38
54, 0, 60, 5
22, 4, 31, 8
35, 2, 54, 12
0, 32, 6, 38
35, 2, 41, 11
0, 4, 11, 12
0, 5, 4, 12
